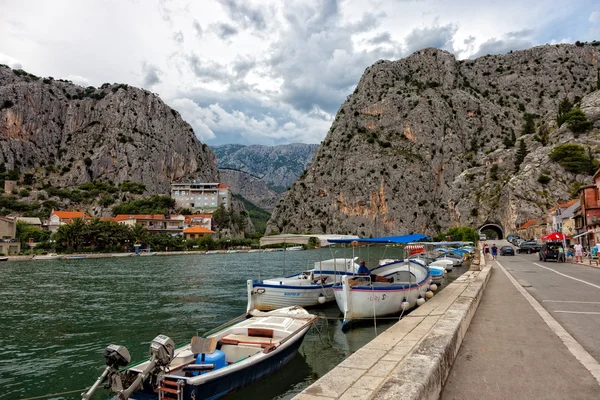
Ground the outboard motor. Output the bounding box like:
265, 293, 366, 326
114, 335, 174, 400
81, 344, 131, 399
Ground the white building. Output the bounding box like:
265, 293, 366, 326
170, 182, 231, 213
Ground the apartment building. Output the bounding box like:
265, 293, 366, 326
170, 182, 231, 213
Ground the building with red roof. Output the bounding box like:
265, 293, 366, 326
183, 225, 215, 240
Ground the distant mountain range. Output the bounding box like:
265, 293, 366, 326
212, 143, 318, 192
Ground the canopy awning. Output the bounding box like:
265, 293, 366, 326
327, 233, 428, 244
572, 230, 594, 239
259, 234, 359, 247
541, 232, 566, 241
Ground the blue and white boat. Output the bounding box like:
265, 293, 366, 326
247, 234, 360, 311
82, 306, 317, 400
327, 235, 434, 329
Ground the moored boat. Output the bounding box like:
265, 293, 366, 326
112, 253, 134, 257
82, 306, 317, 400
0, 257, 8, 262
64, 255, 87, 260
139, 252, 157, 256
33, 253, 63, 260
247, 234, 360, 311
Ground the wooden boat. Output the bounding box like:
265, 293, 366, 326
112, 253, 134, 257
33, 253, 63, 260
82, 306, 316, 400
334, 259, 432, 329
247, 234, 360, 311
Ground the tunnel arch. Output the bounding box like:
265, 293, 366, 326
478, 223, 504, 240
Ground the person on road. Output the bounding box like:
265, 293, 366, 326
484, 244, 490, 260
574, 242, 583, 263
491, 244, 498, 260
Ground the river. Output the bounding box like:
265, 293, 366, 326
0, 248, 469, 400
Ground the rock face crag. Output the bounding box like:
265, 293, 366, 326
0, 66, 218, 194
212, 143, 318, 191
218, 168, 279, 211
267, 43, 600, 237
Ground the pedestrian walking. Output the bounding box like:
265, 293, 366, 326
484, 244, 491, 260
574, 242, 583, 263
491, 244, 498, 260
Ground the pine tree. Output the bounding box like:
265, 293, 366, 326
514, 139, 527, 172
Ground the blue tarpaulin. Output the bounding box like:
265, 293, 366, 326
327, 234, 428, 244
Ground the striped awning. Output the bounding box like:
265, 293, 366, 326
405, 244, 425, 250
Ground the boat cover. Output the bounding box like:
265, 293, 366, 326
327, 234, 427, 244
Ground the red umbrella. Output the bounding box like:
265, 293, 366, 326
542, 232, 565, 241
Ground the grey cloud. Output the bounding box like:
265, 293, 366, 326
187, 53, 232, 83
173, 31, 184, 44
141, 63, 162, 87
214, 23, 239, 40
404, 23, 457, 54
217, 0, 267, 30
471, 35, 534, 58
193, 20, 203, 38
464, 35, 476, 46
368, 32, 392, 45
505, 29, 534, 39
232, 56, 256, 78
266, 1, 399, 114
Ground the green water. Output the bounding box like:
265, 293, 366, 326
0, 249, 468, 400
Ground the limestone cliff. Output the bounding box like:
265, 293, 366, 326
0, 65, 218, 195
267, 43, 600, 237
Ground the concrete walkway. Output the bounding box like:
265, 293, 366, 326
440, 263, 600, 400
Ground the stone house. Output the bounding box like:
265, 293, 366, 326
0, 216, 20, 254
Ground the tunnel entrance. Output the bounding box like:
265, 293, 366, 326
478, 223, 504, 240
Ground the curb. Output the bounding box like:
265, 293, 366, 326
372, 264, 492, 400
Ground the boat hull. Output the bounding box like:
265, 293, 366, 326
181, 331, 306, 400
247, 280, 334, 311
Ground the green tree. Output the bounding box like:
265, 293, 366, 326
16, 220, 51, 247
131, 224, 148, 244
212, 204, 231, 231
521, 114, 535, 136
514, 139, 527, 172
54, 218, 87, 251
503, 131, 516, 148
112, 195, 175, 215
490, 164, 499, 181
557, 97, 573, 126
549, 144, 599, 174
564, 109, 592, 134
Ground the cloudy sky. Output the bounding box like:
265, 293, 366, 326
1, 0, 599, 146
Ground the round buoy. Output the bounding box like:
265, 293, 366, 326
400, 300, 410, 310
318, 294, 326, 304
416, 297, 426, 306
425, 290, 434, 299
430, 283, 438, 292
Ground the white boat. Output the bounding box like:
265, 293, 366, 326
83, 306, 316, 400
112, 253, 134, 257
247, 234, 360, 311
285, 246, 303, 251
430, 259, 454, 271
139, 252, 157, 256
227, 249, 240, 254
33, 253, 63, 260
64, 255, 87, 260
205, 250, 220, 255
334, 259, 432, 329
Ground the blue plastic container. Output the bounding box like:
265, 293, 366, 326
195, 350, 227, 375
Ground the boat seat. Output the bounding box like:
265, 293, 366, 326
220, 334, 276, 347
392, 271, 416, 285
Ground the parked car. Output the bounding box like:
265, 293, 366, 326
539, 242, 565, 262
500, 246, 515, 256
517, 241, 541, 254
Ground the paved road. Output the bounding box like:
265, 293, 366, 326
441, 240, 600, 399
496, 239, 600, 363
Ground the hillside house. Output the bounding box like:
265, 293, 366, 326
0, 216, 20, 254
170, 182, 231, 213
48, 210, 85, 232
16, 217, 43, 228
184, 214, 213, 231
114, 214, 185, 234
183, 226, 215, 240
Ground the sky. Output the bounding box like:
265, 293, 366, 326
1, 0, 599, 146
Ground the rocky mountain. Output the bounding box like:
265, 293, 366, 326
212, 143, 318, 191
267, 43, 600, 237
0, 65, 218, 196
218, 168, 279, 211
